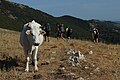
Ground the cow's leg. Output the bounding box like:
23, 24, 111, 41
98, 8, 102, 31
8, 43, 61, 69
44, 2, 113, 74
31, 51, 34, 66
30, 46, 35, 66
25, 50, 30, 72
25, 56, 29, 72
34, 47, 39, 71
24, 50, 30, 72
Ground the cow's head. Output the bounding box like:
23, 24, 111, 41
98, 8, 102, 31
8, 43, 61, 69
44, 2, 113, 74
25, 20, 46, 46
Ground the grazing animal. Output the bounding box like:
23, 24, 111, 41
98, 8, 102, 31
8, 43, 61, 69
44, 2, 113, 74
20, 20, 45, 72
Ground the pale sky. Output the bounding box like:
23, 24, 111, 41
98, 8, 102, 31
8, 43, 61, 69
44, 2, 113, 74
10, 0, 120, 21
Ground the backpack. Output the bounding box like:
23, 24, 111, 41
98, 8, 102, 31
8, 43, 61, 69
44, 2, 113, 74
68, 28, 72, 33
60, 26, 65, 32
45, 24, 51, 31
69, 28, 72, 33
93, 30, 99, 35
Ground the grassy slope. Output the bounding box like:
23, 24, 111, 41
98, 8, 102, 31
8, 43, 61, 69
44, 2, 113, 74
0, 28, 120, 80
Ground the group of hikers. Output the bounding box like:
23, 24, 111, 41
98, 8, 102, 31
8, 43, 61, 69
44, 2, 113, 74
56, 23, 73, 40
43, 23, 73, 42
43, 22, 99, 43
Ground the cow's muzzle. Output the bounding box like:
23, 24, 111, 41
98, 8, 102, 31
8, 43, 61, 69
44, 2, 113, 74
34, 43, 39, 46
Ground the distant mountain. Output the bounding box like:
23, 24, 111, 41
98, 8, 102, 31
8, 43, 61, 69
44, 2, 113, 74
0, 0, 120, 44
115, 21, 120, 24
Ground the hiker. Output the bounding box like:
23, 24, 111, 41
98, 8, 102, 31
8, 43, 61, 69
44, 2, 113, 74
66, 27, 73, 39
92, 28, 99, 43
56, 23, 61, 40
43, 23, 51, 42
56, 23, 65, 40
59, 24, 65, 40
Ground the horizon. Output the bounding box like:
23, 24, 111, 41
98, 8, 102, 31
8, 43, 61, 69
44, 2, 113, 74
10, 0, 120, 21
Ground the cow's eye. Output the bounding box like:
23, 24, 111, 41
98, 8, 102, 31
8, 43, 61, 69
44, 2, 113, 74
31, 33, 33, 36
39, 25, 42, 28
27, 27, 31, 30
30, 31, 33, 36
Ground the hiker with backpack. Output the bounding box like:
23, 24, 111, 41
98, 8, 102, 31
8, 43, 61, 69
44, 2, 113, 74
92, 28, 99, 43
56, 23, 65, 40
59, 24, 65, 40
66, 26, 73, 39
43, 23, 51, 42
56, 23, 61, 40
89, 22, 99, 43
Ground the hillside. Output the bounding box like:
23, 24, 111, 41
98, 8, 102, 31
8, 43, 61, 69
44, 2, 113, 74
88, 20, 120, 44
0, 28, 120, 80
0, 0, 120, 44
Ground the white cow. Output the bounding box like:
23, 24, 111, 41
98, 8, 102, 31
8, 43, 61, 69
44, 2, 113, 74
20, 20, 45, 72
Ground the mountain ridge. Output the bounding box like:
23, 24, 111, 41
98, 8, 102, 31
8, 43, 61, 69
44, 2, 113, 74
0, 0, 120, 44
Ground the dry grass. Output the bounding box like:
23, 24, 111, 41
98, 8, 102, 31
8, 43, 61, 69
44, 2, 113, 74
0, 28, 120, 80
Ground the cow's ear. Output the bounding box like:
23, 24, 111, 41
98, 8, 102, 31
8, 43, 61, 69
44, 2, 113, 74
26, 30, 31, 35
40, 30, 46, 35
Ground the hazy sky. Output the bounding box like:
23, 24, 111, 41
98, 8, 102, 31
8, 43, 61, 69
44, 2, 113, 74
10, 0, 120, 21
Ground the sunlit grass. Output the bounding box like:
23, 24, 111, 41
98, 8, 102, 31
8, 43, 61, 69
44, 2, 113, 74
0, 28, 120, 80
